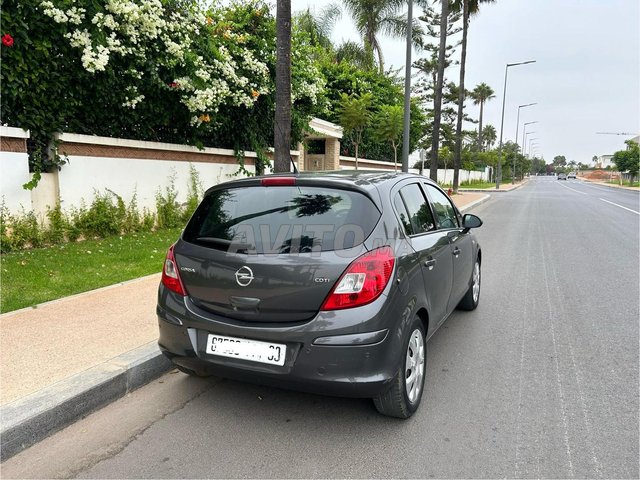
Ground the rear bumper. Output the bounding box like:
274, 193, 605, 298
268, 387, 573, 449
157, 288, 402, 398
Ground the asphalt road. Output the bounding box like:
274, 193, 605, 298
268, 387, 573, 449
4, 178, 639, 479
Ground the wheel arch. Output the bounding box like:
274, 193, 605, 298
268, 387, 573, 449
415, 307, 429, 337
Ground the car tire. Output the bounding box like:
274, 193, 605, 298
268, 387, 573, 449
373, 317, 426, 419
174, 364, 213, 377
458, 257, 481, 311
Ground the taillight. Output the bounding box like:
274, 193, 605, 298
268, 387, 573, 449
321, 246, 395, 311
261, 177, 296, 186
162, 244, 187, 296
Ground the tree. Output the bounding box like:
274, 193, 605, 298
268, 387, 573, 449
335, 41, 370, 68
337, 92, 374, 169
451, 0, 495, 193
336, 0, 415, 73
430, 0, 450, 182
274, 0, 292, 173
553, 155, 567, 168
481, 124, 497, 150
613, 140, 640, 185
470, 83, 495, 152
413, 5, 460, 164
374, 105, 404, 170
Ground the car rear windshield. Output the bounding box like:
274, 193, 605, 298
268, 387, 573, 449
183, 186, 380, 254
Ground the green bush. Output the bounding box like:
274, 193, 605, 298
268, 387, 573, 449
156, 176, 182, 230
181, 165, 203, 223
75, 191, 122, 239
1, 171, 209, 252
43, 204, 68, 245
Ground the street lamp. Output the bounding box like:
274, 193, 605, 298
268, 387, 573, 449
522, 121, 538, 156
528, 138, 539, 157
523, 132, 536, 158
513, 103, 537, 183
496, 60, 536, 189
530, 145, 540, 158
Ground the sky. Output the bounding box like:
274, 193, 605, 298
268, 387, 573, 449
299, 0, 640, 164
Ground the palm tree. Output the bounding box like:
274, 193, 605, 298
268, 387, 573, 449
451, 0, 495, 192
294, 5, 341, 50
274, 0, 292, 173
335, 41, 370, 69
337, 0, 420, 73
471, 82, 495, 151
482, 124, 497, 150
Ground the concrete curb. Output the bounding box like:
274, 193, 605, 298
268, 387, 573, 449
0, 341, 171, 461
458, 194, 491, 213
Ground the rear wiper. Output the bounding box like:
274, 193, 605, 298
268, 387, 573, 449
195, 237, 232, 246
195, 237, 256, 253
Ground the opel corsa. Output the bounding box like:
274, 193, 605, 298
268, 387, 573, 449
157, 171, 483, 418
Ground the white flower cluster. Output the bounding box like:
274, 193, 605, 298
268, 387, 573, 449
39, 1, 313, 120
41, 1, 85, 24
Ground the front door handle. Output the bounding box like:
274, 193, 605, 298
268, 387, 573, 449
452, 247, 461, 257
425, 259, 436, 270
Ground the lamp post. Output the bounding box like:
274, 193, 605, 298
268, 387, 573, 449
401, 0, 413, 173
513, 103, 536, 183
523, 132, 535, 157
524, 132, 536, 153
522, 121, 538, 156
529, 139, 539, 157
496, 60, 536, 189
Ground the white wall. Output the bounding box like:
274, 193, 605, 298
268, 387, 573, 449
58, 156, 253, 211
339, 159, 487, 184
0, 152, 32, 213
1, 127, 33, 214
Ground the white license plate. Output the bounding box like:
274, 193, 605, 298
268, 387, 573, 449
205, 334, 286, 366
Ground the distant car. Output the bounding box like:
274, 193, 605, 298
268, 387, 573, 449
557, 173, 567, 180
567, 172, 576, 179
157, 171, 483, 418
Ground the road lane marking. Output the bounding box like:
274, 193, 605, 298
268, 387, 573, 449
557, 182, 588, 195
599, 198, 640, 215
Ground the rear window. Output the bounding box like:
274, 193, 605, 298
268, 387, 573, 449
183, 186, 380, 254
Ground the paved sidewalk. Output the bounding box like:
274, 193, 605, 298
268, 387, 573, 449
0, 192, 490, 460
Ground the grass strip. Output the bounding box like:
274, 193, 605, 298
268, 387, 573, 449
458, 182, 500, 189
0, 228, 183, 313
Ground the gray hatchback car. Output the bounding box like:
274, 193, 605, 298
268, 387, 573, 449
157, 171, 482, 418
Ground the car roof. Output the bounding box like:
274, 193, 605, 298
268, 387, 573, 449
206, 170, 437, 196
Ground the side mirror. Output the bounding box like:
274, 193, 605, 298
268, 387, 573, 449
462, 214, 483, 230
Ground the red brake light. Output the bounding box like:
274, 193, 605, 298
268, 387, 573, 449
261, 177, 296, 186
162, 244, 187, 296
321, 246, 395, 311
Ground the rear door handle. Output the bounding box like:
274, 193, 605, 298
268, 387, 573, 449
425, 259, 436, 270
452, 247, 461, 257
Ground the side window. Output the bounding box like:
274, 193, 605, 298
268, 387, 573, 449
398, 183, 436, 235
424, 184, 459, 229
393, 194, 413, 235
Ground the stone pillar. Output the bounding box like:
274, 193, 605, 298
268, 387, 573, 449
324, 138, 341, 171
296, 142, 305, 172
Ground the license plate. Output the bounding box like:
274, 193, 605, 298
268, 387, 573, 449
205, 334, 286, 366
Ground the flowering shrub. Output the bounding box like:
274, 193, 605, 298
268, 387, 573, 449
39, 0, 272, 118
1, 0, 325, 179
